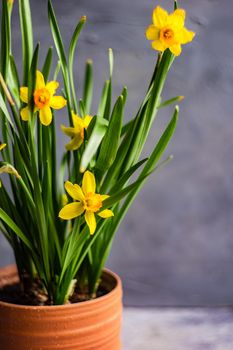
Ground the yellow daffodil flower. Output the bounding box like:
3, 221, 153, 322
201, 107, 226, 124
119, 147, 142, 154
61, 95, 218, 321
20, 70, 67, 126
146, 6, 195, 56
59, 171, 114, 235
0, 143, 6, 151
61, 112, 92, 151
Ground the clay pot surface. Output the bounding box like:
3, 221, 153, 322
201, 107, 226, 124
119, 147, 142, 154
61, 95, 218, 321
0, 265, 122, 350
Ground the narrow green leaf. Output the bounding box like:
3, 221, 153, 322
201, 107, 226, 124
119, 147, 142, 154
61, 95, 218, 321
1, 0, 11, 80
0, 92, 14, 127
0, 208, 33, 251
115, 106, 179, 225
19, 0, 34, 84
121, 119, 133, 137
158, 95, 184, 109
96, 96, 124, 172
69, 16, 86, 112
83, 60, 93, 114
80, 116, 108, 172
9, 55, 20, 107
48, 0, 71, 114
97, 80, 110, 117
101, 172, 150, 210
28, 43, 39, 116
79, 99, 86, 118
53, 60, 61, 80
121, 86, 128, 106
109, 158, 148, 194
42, 47, 53, 82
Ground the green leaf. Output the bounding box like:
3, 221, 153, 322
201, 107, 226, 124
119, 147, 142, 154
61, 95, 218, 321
97, 80, 110, 117
53, 60, 61, 80
69, 16, 86, 112
42, 47, 53, 82
28, 43, 39, 116
1, 0, 11, 80
109, 158, 148, 194
19, 0, 34, 84
48, 0, 71, 114
0, 208, 33, 251
9, 55, 20, 107
79, 99, 86, 118
96, 95, 124, 172
158, 95, 184, 109
83, 60, 93, 114
80, 116, 108, 172
115, 106, 179, 224
0, 92, 14, 128
121, 86, 128, 106
101, 172, 150, 210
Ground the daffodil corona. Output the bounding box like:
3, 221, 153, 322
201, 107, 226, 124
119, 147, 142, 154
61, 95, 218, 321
61, 112, 92, 151
59, 171, 114, 235
146, 6, 195, 56
20, 71, 67, 126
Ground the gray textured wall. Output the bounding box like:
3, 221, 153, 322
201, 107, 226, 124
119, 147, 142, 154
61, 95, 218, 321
1, 0, 233, 306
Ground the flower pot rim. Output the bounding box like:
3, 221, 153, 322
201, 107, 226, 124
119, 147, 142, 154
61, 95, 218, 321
0, 264, 122, 310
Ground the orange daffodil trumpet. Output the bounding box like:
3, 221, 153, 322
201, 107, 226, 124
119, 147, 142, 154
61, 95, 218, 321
20, 70, 67, 126
61, 111, 92, 151
59, 171, 114, 235
146, 6, 195, 56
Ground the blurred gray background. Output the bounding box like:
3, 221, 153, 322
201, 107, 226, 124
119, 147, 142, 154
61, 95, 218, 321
1, 0, 233, 306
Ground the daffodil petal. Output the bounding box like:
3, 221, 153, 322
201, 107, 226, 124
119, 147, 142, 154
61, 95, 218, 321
36, 70, 45, 89
152, 6, 168, 28
145, 25, 160, 40
65, 136, 83, 151
62, 194, 68, 206
169, 9, 186, 28
151, 40, 166, 52
20, 87, 28, 103
82, 171, 96, 195
61, 125, 76, 137
72, 112, 84, 129
100, 194, 109, 201
83, 115, 92, 129
169, 44, 182, 56
178, 28, 195, 44
39, 106, 52, 126
65, 181, 85, 201
20, 106, 30, 121
0, 143, 7, 151
59, 202, 84, 220
98, 209, 114, 218
85, 211, 96, 235
46, 81, 59, 95
50, 96, 67, 109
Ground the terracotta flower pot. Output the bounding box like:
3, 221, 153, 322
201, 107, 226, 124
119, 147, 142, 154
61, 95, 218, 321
0, 265, 122, 350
